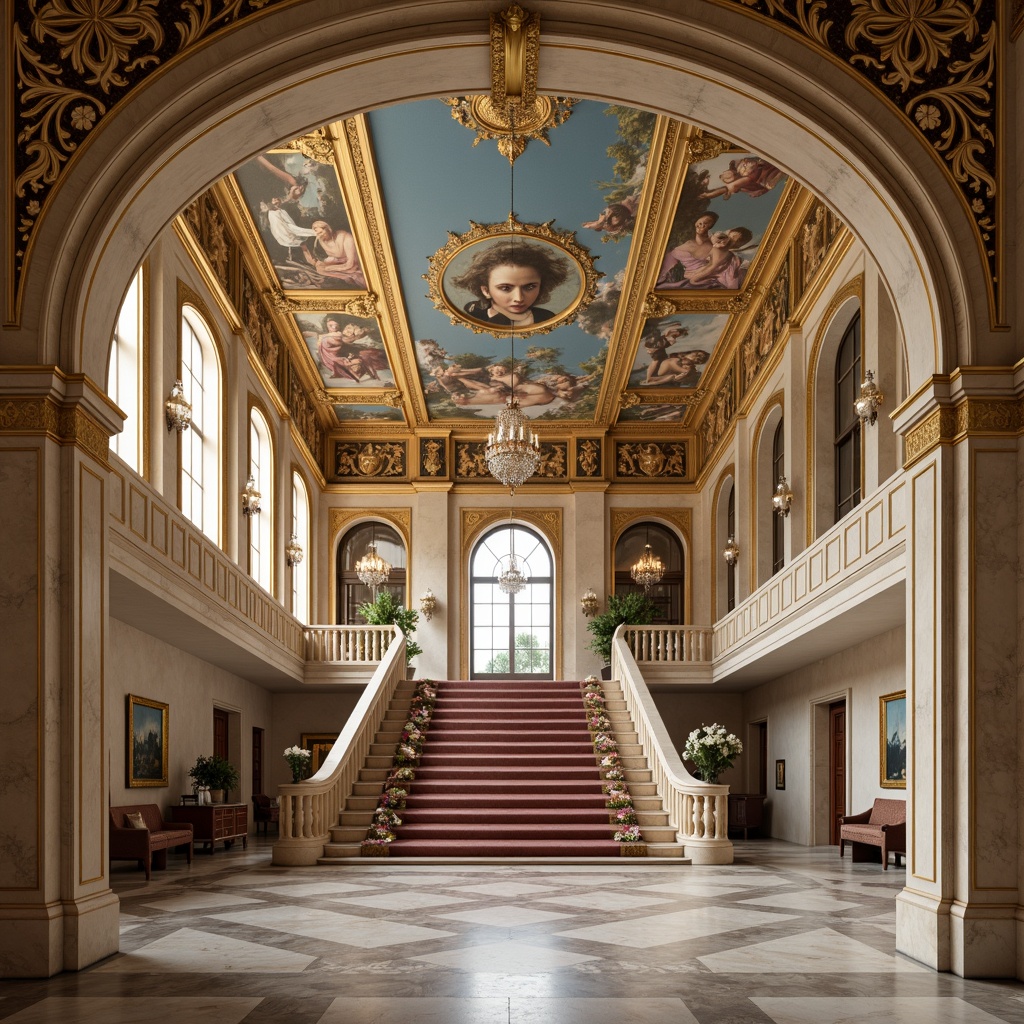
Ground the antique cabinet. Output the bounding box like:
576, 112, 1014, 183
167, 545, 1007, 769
170, 803, 249, 853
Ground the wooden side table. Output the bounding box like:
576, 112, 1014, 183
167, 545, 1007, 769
169, 802, 248, 853
727, 793, 766, 839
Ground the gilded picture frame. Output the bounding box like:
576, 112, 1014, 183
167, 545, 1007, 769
775, 759, 785, 791
301, 733, 338, 775
425, 215, 600, 337
127, 694, 169, 788
880, 690, 907, 789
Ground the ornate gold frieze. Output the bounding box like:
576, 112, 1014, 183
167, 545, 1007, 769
903, 396, 1024, 467
335, 441, 406, 479
288, 372, 325, 460
700, 368, 736, 462
454, 439, 566, 480
270, 292, 381, 318
281, 128, 336, 167
536, 443, 568, 478
575, 438, 602, 477
738, 263, 791, 399
328, 507, 411, 549
182, 191, 232, 296
419, 438, 447, 477
645, 291, 751, 316
615, 441, 687, 479
611, 507, 690, 543
0, 396, 109, 463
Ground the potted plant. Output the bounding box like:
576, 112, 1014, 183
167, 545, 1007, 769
358, 591, 422, 672
188, 754, 240, 803
586, 591, 659, 676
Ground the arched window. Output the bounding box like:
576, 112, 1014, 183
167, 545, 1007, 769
772, 419, 785, 575
726, 484, 736, 612
614, 522, 684, 623
834, 312, 862, 520
180, 307, 221, 544
248, 407, 273, 591
337, 522, 406, 623
291, 472, 310, 622
470, 524, 553, 680
108, 268, 143, 472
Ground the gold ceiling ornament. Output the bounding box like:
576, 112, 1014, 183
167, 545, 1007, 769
619, 391, 642, 408
686, 129, 732, 164
425, 214, 602, 337
642, 295, 678, 320
382, 390, 404, 408
490, 3, 541, 107
443, 95, 577, 164
269, 292, 380, 317
281, 127, 336, 167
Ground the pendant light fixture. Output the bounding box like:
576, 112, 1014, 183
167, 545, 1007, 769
630, 527, 664, 592
355, 523, 392, 591
497, 510, 528, 594
484, 103, 541, 496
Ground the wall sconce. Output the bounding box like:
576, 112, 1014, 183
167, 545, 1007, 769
772, 476, 794, 518
723, 536, 739, 565
241, 475, 261, 517
580, 586, 599, 618
164, 379, 192, 433
285, 533, 304, 567
420, 589, 437, 621
854, 369, 885, 425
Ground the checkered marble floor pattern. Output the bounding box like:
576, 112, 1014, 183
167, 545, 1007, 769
4, 840, 1024, 1023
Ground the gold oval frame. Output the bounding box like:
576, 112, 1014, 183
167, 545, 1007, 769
425, 215, 601, 338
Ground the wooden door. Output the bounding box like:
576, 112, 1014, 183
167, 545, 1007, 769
252, 727, 264, 796
758, 721, 768, 794
829, 701, 846, 845
213, 707, 229, 760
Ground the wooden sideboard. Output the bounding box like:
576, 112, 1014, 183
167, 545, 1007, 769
170, 803, 248, 853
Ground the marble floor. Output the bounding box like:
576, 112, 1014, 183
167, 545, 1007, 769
4, 839, 1024, 1023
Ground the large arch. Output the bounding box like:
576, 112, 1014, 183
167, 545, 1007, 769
5, 1, 991, 394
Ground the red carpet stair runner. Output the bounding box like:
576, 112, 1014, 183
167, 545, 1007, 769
319, 679, 684, 860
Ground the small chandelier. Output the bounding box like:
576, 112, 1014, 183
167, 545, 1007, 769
723, 536, 739, 565
498, 513, 528, 594
355, 533, 392, 590
580, 586, 600, 617
772, 476, 794, 517
241, 475, 261, 517
486, 395, 541, 496
285, 533, 304, 567
420, 589, 437, 621
630, 543, 664, 592
164, 379, 192, 433
854, 369, 885, 425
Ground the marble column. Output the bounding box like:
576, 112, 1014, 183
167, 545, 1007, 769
894, 376, 1021, 978
0, 369, 123, 977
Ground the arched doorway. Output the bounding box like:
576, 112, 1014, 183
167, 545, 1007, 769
614, 522, 685, 623
470, 523, 553, 680
336, 521, 407, 624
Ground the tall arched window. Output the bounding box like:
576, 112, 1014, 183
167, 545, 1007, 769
614, 522, 684, 623
248, 407, 273, 591
337, 522, 406, 623
108, 268, 143, 472
772, 419, 785, 575
180, 307, 221, 544
834, 312, 862, 520
726, 484, 736, 612
470, 524, 553, 680
291, 472, 310, 622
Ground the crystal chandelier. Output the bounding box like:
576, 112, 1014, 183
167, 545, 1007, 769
498, 513, 528, 594
484, 104, 543, 496
355, 541, 392, 590
630, 543, 664, 592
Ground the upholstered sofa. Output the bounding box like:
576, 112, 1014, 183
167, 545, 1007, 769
839, 797, 906, 870
109, 803, 194, 880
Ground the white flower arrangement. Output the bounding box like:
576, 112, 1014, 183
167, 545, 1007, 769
283, 745, 312, 781
682, 723, 743, 784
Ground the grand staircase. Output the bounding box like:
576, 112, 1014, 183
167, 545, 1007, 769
319, 678, 684, 861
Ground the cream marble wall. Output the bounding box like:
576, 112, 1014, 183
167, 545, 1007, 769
106, 618, 273, 811
742, 625, 906, 846
268, 692, 362, 792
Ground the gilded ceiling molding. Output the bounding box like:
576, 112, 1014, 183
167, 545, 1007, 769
328, 507, 411, 550
270, 293, 381, 318
281, 128, 336, 167
6, 0, 1000, 324
717, 0, 999, 319
0, 396, 110, 464
684, 129, 731, 163
903, 395, 1024, 468
443, 96, 577, 165
803, 275, 864, 545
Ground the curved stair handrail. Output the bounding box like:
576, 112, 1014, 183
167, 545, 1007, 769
272, 625, 405, 865
611, 625, 733, 864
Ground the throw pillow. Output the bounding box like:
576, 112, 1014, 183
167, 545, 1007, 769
124, 811, 147, 829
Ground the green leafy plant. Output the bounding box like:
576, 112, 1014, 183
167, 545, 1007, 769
188, 754, 240, 794
358, 591, 422, 662
585, 591, 659, 665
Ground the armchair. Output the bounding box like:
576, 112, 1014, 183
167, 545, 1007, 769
252, 794, 280, 835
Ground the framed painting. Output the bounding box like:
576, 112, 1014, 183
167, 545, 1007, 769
880, 690, 907, 788
127, 694, 168, 788
425, 216, 600, 338
775, 759, 786, 791
302, 733, 337, 775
